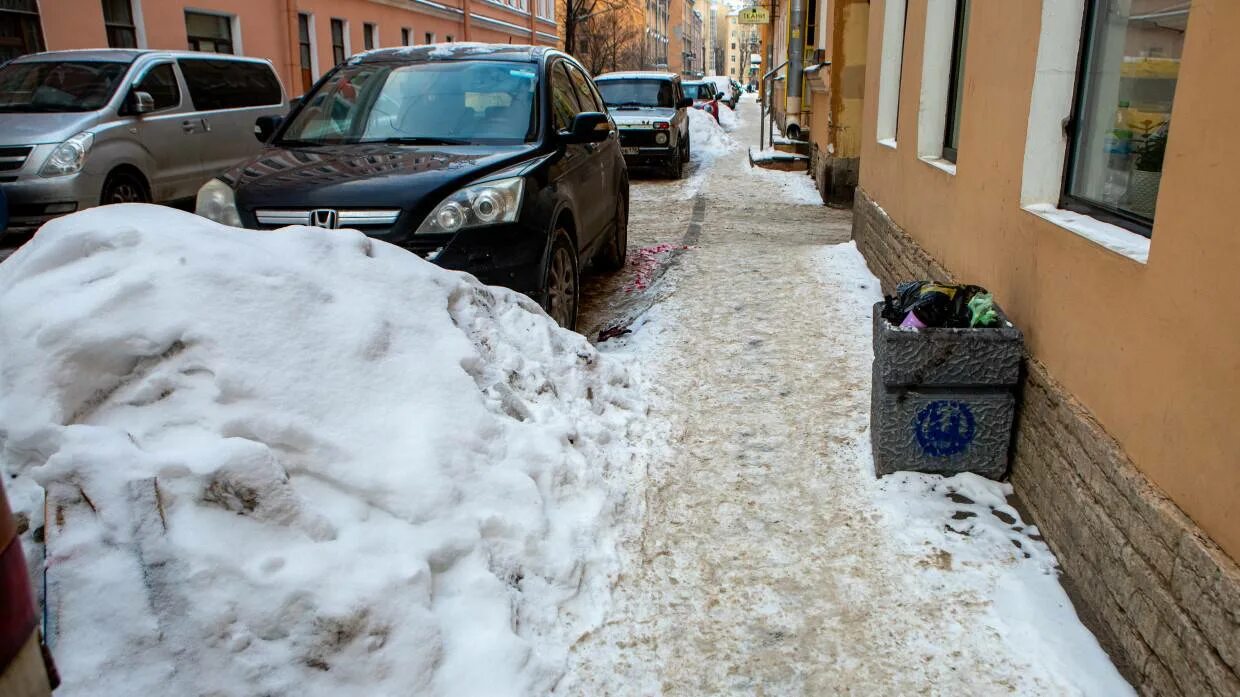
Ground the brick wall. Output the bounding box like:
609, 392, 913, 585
852, 187, 1240, 697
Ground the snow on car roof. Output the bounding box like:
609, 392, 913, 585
353, 43, 547, 63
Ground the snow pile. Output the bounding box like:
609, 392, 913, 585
716, 102, 739, 131
0, 205, 646, 697
688, 107, 737, 161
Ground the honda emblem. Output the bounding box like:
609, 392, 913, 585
309, 209, 338, 229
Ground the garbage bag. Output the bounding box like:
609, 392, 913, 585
882, 281, 996, 328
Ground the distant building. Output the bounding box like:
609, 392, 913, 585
10, 0, 559, 95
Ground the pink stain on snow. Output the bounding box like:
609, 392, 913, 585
624, 243, 691, 293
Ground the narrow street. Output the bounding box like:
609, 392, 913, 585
561, 97, 1129, 695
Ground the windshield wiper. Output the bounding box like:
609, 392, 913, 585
275, 138, 329, 148
368, 137, 471, 145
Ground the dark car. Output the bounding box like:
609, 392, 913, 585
593, 72, 693, 179
195, 45, 628, 330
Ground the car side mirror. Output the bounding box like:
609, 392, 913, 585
127, 90, 154, 115
254, 115, 284, 143
561, 112, 611, 144
677, 97, 694, 109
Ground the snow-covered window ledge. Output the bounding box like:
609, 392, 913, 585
1023, 204, 1150, 265
920, 156, 956, 176
878, 137, 898, 150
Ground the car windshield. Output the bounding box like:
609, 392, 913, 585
596, 79, 675, 108
683, 83, 709, 100
0, 60, 132, 113
279, 60, 539, 146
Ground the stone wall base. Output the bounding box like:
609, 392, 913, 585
811, 148, 859, 206
851, 187, 1240, 697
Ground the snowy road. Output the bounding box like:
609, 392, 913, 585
562, 98, 1132, 695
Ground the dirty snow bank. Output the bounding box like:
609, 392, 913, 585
815, 242, 1133, 695
0, 205, 646, 697
688, 107, 737, 161
717, 102, 739, 131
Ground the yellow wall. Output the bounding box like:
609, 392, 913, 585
859, 0, 1240, 559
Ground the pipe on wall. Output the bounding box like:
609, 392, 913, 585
785, 0, 804, 137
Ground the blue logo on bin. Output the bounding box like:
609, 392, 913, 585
915, 400, 976, 457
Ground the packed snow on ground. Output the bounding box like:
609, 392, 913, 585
0, 205, 648, 697
717, 102, 739, 132
814, 242, 1134, 695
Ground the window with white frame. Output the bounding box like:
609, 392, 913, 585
401, 27, 411, 46
331, 19, 348, 64
1061, 0, 1190, 234
916, 0, 967, 166
537, 0, 555, 21
875, 0, 907, 143
363, 23, 377, 50
185, 11, 234, 54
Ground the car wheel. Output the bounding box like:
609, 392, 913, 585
541, 229, 579, 330
683, 135, 691, 162
595, 186, 628, 272
100, 171, 149, 206
666, 145, 683, 180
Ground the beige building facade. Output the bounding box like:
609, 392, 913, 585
12, 0, 559, 95
854, 1, 1240, 695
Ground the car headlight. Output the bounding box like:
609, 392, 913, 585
195, 178, 242, 227
39, 131, 93, 177
415, 176, 524, 235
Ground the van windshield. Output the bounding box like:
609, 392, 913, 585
0, 60, 132, 113
279, 60, 540, 146
596, 79, 675, 109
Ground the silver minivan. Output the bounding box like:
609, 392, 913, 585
0, 49, 286, 234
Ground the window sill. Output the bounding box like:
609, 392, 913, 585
919, 156, 957, 176
878, 137, 897, 150
1023, 204, 1150, 264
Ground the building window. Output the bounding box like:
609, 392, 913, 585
401, 27, 411, 46
185, 11, 233, 54
331, 19, 347, 64
1062, 0, 1189, 234
425, 32, 435, 44
0, 0, 44, 62
297, 13, 313, 93
875, 0, 906, 143
941, 0, 970, 163
363, 23, 377, 50
102, 0, 137, 48
446, 35, 454, 43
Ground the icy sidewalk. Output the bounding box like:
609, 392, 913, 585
560, 99, 1132, 695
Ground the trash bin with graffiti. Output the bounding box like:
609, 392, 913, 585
870, 301, 1023, 480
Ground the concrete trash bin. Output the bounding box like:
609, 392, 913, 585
870, 301, 1023, 480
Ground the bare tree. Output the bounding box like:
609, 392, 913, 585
575, 2, 644, 75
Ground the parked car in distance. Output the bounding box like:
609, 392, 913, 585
0, 477, 57, 696
682, 81, 724, 123
705, 75, 739, 108
197, 44, 628, 331
593, 71, 692, 179
0, 49, 286, 235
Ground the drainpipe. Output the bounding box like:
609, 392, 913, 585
462, 0, 472, 40
785, 0, 804, 138
285, 0, 299, 93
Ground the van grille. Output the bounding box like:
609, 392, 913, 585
0, 146, 33, 173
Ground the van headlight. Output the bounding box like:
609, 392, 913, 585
40, 131, 93, 177
195, 178, 242, 227
415, 176, 524, 235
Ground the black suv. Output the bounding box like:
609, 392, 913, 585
195, 45, 628, 330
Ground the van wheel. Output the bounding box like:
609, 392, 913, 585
100, 171, 149, 205
541, 229, 579, 330
595, 187, 628, 272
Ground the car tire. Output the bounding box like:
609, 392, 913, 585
683, 135, 691, 162
541, 228, 579, 330
100, 170, 149, 206
595, 186, 628, 272
666, 145, 683, 180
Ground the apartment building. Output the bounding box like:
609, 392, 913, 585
9, 0, 559, 95
854, 2, 1239, 695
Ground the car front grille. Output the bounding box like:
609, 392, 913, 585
0, 146, 33, 173
252, 208, 402, 235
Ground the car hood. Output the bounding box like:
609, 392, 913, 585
0, 112, 104, 146
230, 143, 541, 211
608, 107, 677, 127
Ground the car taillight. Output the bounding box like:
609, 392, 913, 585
654, 121, 670, 130
0, 536, 37, 671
